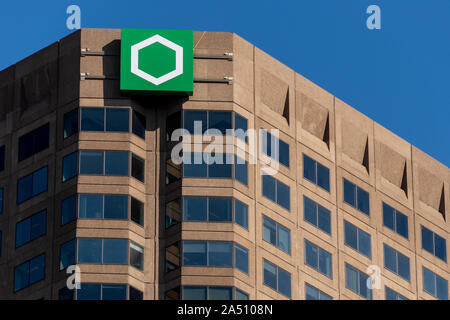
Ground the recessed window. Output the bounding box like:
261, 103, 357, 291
105, 151, 129, 176
61, 195, 77, 225
209, 197, 233, 222
59, 239, 75, 270
62, 151, 78, 182
132, 110, 146, 139
234, 244, 249, 274
15, 209, 47, 247
63, 109, 78, 139
79, 150, 104, 175
18, 123, 50, 162
77, 238, 128, 265
17, 166, 48, 204
131, 154, 145, 182
234, 199, 248, 230
343, 178, 370, 215
305, 283, 332, 300
79, 150, 131, 177
384, 244, 410, 281
166, 111, 181, 141
75, 283, 142, 300
345, 263, 372, 299
81, 108, 104, 131
303, 154, 329, 191
209, 111, 232, 135
423, 267, 448, 300
263, 259, 291, 298
262, 215, 290, 254
181, 286, 247, 300
303, 196, 331, 234
14, 253, 45, 292
304, 239, 332, 278
234, 155, 248, 186
0, 145, 5, 172
131, 197, 144, 226
183, 110, 207, 134
234, 113, 248, 143
382, 202, 408, 239
0, 188, 3, 214
261, 130, 290, 168
385, 286, 407, 300
262, 173, 290, 211
129, 241, 144, 271
165, 198, 181, 228
421, 226, 447, 262
165, 242, 180, 272
344, 220, 371, 258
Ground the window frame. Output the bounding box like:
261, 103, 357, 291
17, 166, 48, 204
421, 225, 447, 262
304, 239, 333, 278
262, 214, 291, 254
344, 220, 372, 259
262, 258, 292, 298
343, 178, 370, 216
303, 196, 331, 235
382, 202, 409, 239
302, 154, 330, 192
15, 209, 47, 248
261, 173, 290, 211
383, 243, 410, 281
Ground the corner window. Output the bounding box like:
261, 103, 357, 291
129, 241, 144, 271
77, 238, 128, 265
131, 197, 144, 226
234, 113, 248, 143
343, 178, 370, 216
17, 166, 48, 204
132, 110, 146, 139
63, 109, 78, 139
234, 155, 248, 186
62, 151, 78, 182
131, 154, 145, 182
15, 209, 47, 247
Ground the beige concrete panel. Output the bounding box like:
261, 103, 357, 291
194, 59, 232, 80
80, 28, 121, 52
335, 98, 375, 186
194, 32, 233, 51
80, 55, 120, 77
232, 34, 254, 113
80, 79, 122, 99
189, 83, 233, 102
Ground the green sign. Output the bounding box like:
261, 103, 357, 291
120, 29, 193, 95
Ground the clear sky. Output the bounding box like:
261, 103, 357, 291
1, 0, 449, 166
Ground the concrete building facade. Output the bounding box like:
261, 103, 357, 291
0, 28, 448, 300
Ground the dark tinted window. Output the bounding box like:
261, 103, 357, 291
345, 263, 372, 299
18, 123, 50, 162
131, 197, 144, 226
423, 267, 448, 300
183, 241, 207, 266
385, 287, 407, 300
234, 156, 248, 186
76, 283, 101, 300
166, 111, 181, 141
262, 130, 290, 168
106, 108, 129, 132
384, 244, 410, 281
62, 151, 78, 182
209, 197, 232, 222
131, 154, 145, 182
81, 108, 104, 131
63, 109, 79, 139
305, 283, 332, 300
343, 179, 370, 216
234, 199, 248, 229
77, 238, 102, 264
17, 166, 48, 204
303, 196, 331, 234
234, 113, 248, 143
304, 239, 332, 278
303, 154, 329, 191
382, 202, 408, 239
132, 110, 146, 139
14, 254, 45, 292
235, 244, 249, 274
344, 221, 371, 258
262, 173, 290, 211
0, 188, 2, 214
104, 195, 128, 220
129, 241, 144, 271
102, 284, 127, 300
184, 110, 207, 134
208, 153, 232, 178
129, 286, 144, 300
421, 226, 447, 262
183, 197, 207, 221
59, 287, 74, 300
0, 145, 5, 172
79, 150, 104, 175
15, 209, 46, 247
263, 259, 291, 298
208, 241, 232, 267
105, 151, 129, 176
79, 194, 103, 219
79, 194, 129, 221
61, 195, 77, 225
208, 111, 232, 135
59, 239, 75, 270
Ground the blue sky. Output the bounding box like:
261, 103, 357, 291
1, 0, 449, 166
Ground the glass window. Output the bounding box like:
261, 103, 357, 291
234, 199, 248, 229
208, 241, 233, 267
131, 153, 145, 182
316, 162, 330, 191
303, 196, 331, 234
234, 113, 248, 143
76, 283, 101, 300
262, 130, 290, 168
106, 108, 129, 132
343, 178, 356, 207
208, 153, 232, 178
0, 145, 5, 172
14, 254, 45, 292
235, 289, 249, 300
262, 174, 276, 202
79, 150, 104, 175
383, 202, 408, 239
421, 226, 447, 262
345, 263, 372, 299
183, 153, 207, 177
184, 110, 207, 134
77, 238, 102, 264
79, 194, 103, 219
183, 286, 207, 300
131, 197, 144, 226
63, 109, 79, 139
277, 267, 291, 298
59, 287, 74, 300
18, 123, 50, 162
105, 151, 129, 176
104, 195, 128, 220
357, 187, 370, 215
183, 197, 207, 221
344, 221, 371, 258
278, 224, 290, 254
303, 154, 316, 183
183, 241, 207, 266
423, 267, 448, 300
385, 287, 407, 300
0, 188, 3, 214
166, 111, 181, 141
209, 197, 232, 222
17, 166, 48, 204
263, 259, 291, 298
305, 283, 332, 300
81, 108, 104, 131
102, 284, 127, 300
262, 215, 290, 254
234, 156, 248, 186
61, 195, 77, 225
303, 154, 329, 192
62, 151, 78, 182
166, 198, 181, 228
132, 110, 146, 139
263, 259, 277, 291
235, 244, 249, 274
276, 179, 290, 211
208, 111, 232, 135
279, 139, 290, 168
130, 241, 144, 271
165, 242, 180, 272
103, 239, 128, 264
129, 286, 143, 300
60, 239, 75, 270
305, 240, 332, 278
384, 244, 410, 281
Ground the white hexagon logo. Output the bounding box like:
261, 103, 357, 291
130, 34, 183, 86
